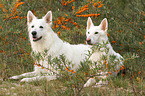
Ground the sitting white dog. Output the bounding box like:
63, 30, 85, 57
84, 17, 124, 87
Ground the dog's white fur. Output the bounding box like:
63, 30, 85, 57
84, 17, 124, 87
9, 11, 91, 82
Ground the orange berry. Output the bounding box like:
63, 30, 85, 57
57, 32, 61, 36
139, 42, 143, 45
112, 41, 117, 43
138, 71, 141, 74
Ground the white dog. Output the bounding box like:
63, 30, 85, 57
9, 11, 92, 82
84, 17, 124, 87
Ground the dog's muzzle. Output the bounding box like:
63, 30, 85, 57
86, 38, 92, 45
31, 31, 42, 42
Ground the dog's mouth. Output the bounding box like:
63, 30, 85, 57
87, 43, 93, 45
33, 36, 42, 42
87, 43, 92, 45
86, 41, 93, 45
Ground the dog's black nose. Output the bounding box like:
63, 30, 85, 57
31, 31, 37, 36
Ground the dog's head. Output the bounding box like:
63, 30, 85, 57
86, 17, 108, 45
27, 11, 52, 42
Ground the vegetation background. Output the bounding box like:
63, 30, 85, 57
0, 0, 144, 95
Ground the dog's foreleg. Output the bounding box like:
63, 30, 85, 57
94, 79, 108, 87
84, 74, 108, 87
20, 75, 57, 82
9, 71, 37, 80
84, 78, 96, 87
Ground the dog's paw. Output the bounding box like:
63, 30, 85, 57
84, 78, 96, 87
9, 76, 20, 80
20, 78, 32, 82
93, 80, 108, 87
97, 80, 108, 85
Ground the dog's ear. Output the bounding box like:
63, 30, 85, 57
87, 17, 94, 30
43, 11, 52, 24
100, 18, 108, 31
27, 11, 36, 23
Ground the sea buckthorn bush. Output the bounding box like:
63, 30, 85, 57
0, 0, 144, 95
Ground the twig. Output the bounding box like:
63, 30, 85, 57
34, 63, 60, 76
141, 0, 145, 9
130, 77, 137, 96
75, 84, 84, 96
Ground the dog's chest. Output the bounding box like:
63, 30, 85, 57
90, 51, 106, 62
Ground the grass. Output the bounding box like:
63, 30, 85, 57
0, 0, 145, 96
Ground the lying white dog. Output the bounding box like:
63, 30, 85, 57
9, 11, 92, 82
84, 17, 124, 87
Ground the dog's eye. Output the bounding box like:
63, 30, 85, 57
31, 25, 34, 28
88, 32, 90, 34
95, 32, 98, 34
39, 26, 43, 28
